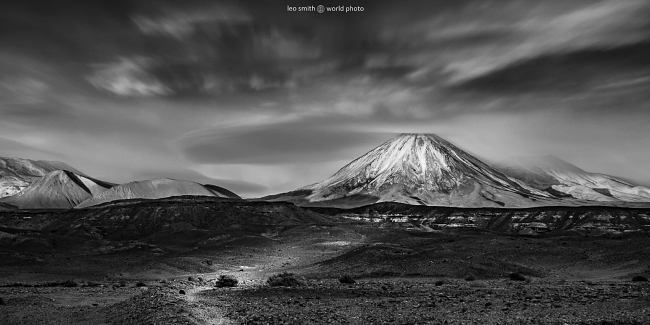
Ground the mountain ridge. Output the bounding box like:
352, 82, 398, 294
0, 157, 85, 198
1, 157, 242, 209
0, 170, 112, 209
75, 178, 241, 208
3, 133, 650, 209
264, 133, 650, 208
498, 155, 650, 203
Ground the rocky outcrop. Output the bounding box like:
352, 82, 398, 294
311, 203, 650, 235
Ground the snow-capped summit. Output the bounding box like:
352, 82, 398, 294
305, 134, 552, 207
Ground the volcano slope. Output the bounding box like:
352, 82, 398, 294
1, 198, 650, 324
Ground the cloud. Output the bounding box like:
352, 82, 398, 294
193, 161, 354, 196
444, 0, 650, 82
87, 26, 328, 96
132, 2, 252, 38
291, 78, 432, 118
0, 77, 50, 105
210, 178, 268, 196
253, 29, 322, 61
3, 0, 650, 196
371, 0, 650, 84
178, 119, 389, 164
0, 136, 62, 160
87, 57, 171, 96
450, 41, 650, 95
132, 167, 267, 196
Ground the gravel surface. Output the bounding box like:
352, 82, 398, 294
209, 278, 650, 324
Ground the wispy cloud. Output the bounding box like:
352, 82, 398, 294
132, 3, 251, 38
2, 0, 650, 195
445, 0, 650, 82
0, 77, 50, 105
87, 57, 170, 96
178, 119, 388, 165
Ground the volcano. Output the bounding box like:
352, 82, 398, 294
265, 134, 650, 208
265, 134, 558, 208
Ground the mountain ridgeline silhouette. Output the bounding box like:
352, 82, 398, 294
2, 133, 650, 209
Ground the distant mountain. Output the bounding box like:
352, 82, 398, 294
0, 155, 243, 209
5, 134, 649, 210
75, 178, 241, 208
0, 157, 84, 198
265, 134, 650, 208
498, 156, 650, 203
266, 134, 559, 208
0, 170, 113, 209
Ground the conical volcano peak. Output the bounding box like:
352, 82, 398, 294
353, 133, 468, 175
317, 133, 480, 191
306, 133, 550, 207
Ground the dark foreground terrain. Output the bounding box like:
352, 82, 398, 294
1, 197, 649, 324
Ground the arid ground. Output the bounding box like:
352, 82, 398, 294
1, 197, 649, 324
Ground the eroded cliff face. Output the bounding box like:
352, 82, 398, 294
311, 203, 650, 235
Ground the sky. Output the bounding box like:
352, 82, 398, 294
1, 0, 649, 197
